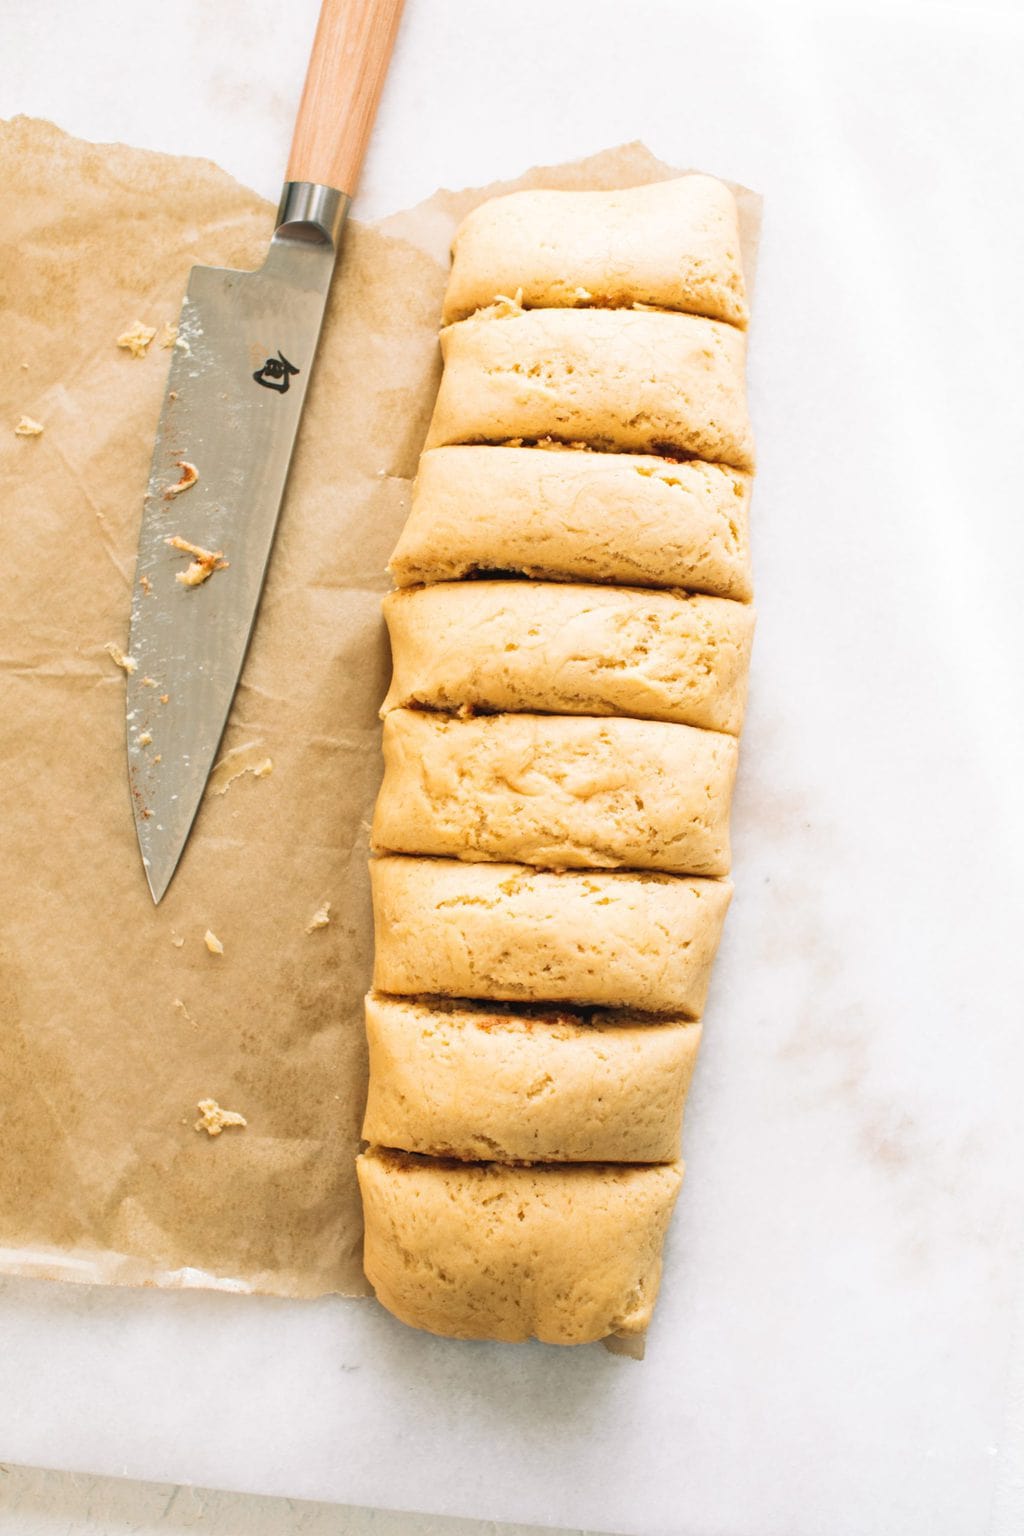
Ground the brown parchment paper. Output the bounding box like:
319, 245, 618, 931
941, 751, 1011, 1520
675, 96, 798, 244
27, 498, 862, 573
0, 116, 760, 1300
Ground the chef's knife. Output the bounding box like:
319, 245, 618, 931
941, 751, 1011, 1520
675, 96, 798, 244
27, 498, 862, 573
125, 0, 404, 902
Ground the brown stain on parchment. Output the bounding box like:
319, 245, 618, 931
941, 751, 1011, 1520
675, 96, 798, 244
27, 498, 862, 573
0, 940, 90, 1243
0, 116, 442, 1297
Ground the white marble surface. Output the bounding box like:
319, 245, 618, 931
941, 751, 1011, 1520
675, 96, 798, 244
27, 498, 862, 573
1, 1, 1023, 1533
0, 1463, 594, 1536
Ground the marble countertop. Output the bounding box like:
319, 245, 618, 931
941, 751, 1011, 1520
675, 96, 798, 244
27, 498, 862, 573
0, 1464, 587, 1536
1, 2, 1023, 1532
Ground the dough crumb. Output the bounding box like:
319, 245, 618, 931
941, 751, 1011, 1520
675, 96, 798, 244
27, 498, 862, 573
479, 288, 524, 320
194, 1098, 247, 1137
204, 929, 224, 955
105, 641, 137, 674
166, 535, 229, 587
164, 461, 199, 499
157, 322, 179, 349
137, 731, 152, 747
117, 320, 157, 357
535, 436, 591, 452
141, 676, 156, 687
139, 574, 153, 595
171, 934, 184, 948
497, 436, 591, 453
159, 693, 170, 705
208, 751, 274, 795
14, 414, 44, 437
173, 997, 196, 1024
306, 901, 331, 933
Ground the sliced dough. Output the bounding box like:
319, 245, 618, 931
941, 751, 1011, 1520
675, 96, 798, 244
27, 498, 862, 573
443, 175, 748, 327
425, 308, 754, 471
370, 856, 731, 1016
381, 581, 755, 735
389, 445, 753, 601
358, 1147, 683, 1344
371, 709, 738, 877
363, 993, 701, 1163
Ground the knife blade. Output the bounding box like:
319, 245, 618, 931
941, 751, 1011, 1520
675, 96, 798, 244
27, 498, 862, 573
125, 0, 404, 902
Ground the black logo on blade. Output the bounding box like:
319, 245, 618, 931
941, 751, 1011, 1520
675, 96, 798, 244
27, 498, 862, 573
253, 351, 300, 393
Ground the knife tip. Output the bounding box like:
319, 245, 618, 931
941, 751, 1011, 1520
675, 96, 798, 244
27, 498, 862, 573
141, 850, 175, 906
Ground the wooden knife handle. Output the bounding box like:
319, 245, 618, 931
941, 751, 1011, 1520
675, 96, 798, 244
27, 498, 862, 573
286, 0, 405, 197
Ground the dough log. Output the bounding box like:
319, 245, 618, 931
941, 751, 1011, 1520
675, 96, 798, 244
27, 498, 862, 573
360, 169, 760, 1348
370, 856, 732, 1016
443, 175, 748, 327
363, 993, 702, 1164
389, 445, 753, 600
371, 709, 738, 877
358, 1146, 684, 1344
381, 580, 755, 735
425, 307, 754, 471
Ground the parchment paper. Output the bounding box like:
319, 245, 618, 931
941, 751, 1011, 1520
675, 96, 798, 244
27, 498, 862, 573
0, 116, 760, 1300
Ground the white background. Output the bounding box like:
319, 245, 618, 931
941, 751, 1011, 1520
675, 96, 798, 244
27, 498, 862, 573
1, 2, 1023, 1533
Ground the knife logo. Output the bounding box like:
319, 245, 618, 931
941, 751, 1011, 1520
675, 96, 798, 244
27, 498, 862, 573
253, 350, 300, 393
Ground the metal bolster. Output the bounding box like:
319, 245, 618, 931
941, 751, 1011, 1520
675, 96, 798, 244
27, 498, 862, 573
273, 183, 351, 251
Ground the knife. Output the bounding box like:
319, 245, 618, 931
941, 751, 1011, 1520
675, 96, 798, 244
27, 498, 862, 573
125, 0, 405, 902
